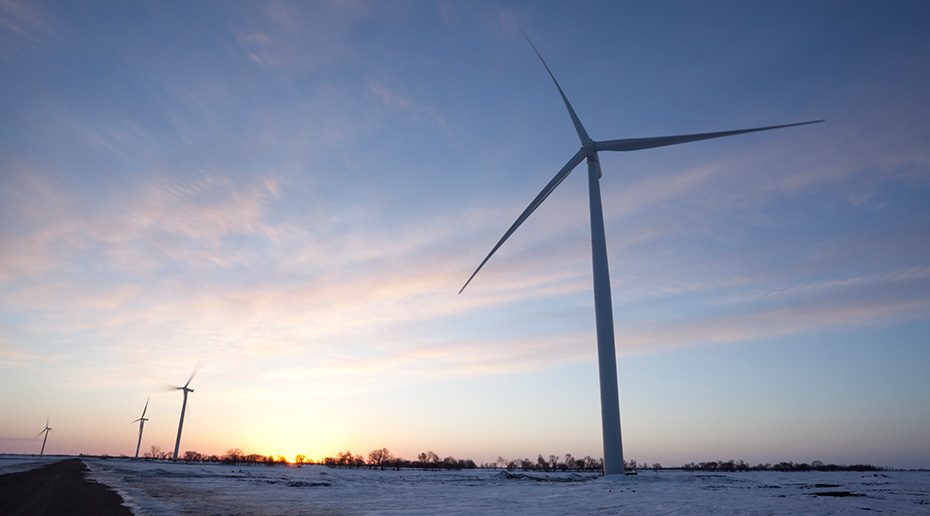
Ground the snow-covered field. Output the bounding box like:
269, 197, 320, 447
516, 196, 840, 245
3, 456, 930, 515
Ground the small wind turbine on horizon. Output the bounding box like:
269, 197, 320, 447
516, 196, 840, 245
172, 369, 198, 461
460, 33, 822, 476
38, 417, 52, 456
132, 396, 150, 459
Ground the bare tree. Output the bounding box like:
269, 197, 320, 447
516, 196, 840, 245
536, 455, 548, 471
223, 448, 244, 465
564, 454, 577, 470
337, 450, 354, 467
182, 450, 202, 462
368, 448, 393, 470
417, 450, 440, 469
146, 445, 161, 460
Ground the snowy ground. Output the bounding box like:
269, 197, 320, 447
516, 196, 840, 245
3, 456, 930, 515
0, 454, 65, 475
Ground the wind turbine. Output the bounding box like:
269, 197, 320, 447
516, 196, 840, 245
172, 369, 198, 461
38, 417, 51, 456
131, 396, 150, 459
460, 34, 822, 476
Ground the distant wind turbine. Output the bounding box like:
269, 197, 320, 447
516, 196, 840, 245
460, 33, 822, 476
38, 417, 51, 456
172, 369, 198, 461
132, 396, 150, 459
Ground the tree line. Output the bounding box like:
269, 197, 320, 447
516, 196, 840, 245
137, 448, 602, 472
322, 450, 616, 472
677, 459, 884, 472
137, 446, 295, 466
322, 449, 477, 471
129, 446, 885, 473
482, 454, 605, 472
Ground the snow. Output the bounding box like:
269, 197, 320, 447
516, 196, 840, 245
0, 455, 67, 475
4, 456, 930, 515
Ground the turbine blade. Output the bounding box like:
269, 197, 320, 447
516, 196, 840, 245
521, 31, 592, 147
141, 396, 149, 418
460, 148, 586, 294
594, 120, 824, 152
183, 362, 203, 388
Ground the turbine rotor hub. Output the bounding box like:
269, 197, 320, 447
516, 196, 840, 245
583, 143, 599, 163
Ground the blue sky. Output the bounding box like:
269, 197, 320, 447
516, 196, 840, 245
2, 0, 929, 468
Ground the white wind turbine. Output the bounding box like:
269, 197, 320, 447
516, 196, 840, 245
460, 34, 822, 476
131, 396, 150, 459
172, 369, 198, 461
38, 417, 52, 456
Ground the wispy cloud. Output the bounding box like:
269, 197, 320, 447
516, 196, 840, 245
0, 0, 56, 60
0, 165, 280, 280
0, 343, 68, 368
370, 82, 451, 132
7, 174, 924, 387
233, 0, 374, 71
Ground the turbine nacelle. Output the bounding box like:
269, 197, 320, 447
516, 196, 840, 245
174, 365, 200, 392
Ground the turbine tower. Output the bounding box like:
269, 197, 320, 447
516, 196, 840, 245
132, 396, 150, 459
172, 370, 197, 461
38, 417, 51, 456
460, 34, 822, 476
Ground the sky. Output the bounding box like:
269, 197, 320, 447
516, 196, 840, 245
1, 0, 929, 469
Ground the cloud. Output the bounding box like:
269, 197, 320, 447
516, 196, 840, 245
2, 153, 602, 385
233, 0, 375, 72
369, 82, 450, 131
613, 263, 930, 356
0, 165, 282, 282
435, 1, 527, 41
0, 0, 56, 60
0, 342, 67, 368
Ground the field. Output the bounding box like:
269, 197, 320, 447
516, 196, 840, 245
2, 456, 929, 515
